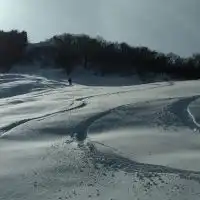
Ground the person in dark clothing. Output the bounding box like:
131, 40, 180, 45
68, 78, 72, 86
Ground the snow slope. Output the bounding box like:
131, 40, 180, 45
0, 69, 200, 200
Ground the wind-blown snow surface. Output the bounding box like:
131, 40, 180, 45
0, 71, 200, 200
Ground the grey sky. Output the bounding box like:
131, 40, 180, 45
0, 0, 199, 56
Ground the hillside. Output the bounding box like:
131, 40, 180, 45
0, 67, 200, 200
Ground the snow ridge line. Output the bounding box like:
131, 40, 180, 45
77, 81, 173, 101
166, 95, 200, 132
187, 104, 200, 128
0, 99, 86, 137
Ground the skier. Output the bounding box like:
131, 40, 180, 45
68, 77, 72, 86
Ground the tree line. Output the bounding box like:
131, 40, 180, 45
0, 30, 200, 80
0, 30, 28, 72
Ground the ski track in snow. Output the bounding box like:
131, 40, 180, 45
0, 73, 200, 200
0, 99, 86, 137
0, 80, 172, 138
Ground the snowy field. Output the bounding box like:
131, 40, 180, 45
0, 68, 200, 200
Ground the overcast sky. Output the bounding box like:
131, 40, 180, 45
0, 0, 199, 56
